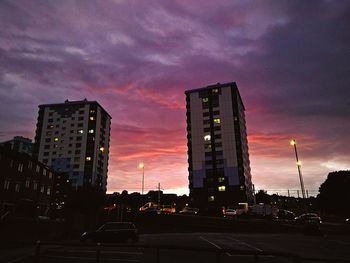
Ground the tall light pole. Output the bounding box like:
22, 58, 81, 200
139, 163, 144, 195
290, 139, 306, 198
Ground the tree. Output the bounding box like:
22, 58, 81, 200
317, 170, 350, 216
255, 190, 272, 204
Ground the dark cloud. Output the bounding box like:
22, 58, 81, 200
0, 0, 349, 194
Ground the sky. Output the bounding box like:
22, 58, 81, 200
0, 0, 349, 196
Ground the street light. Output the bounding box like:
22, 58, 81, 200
139, 163, 144, 195
290, 139, 306, 198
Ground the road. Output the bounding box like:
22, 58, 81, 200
2, 232, 350, 263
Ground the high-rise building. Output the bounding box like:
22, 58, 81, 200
185, 82, 254, 211
0, 136, 33, 156
33, 99, 111, 191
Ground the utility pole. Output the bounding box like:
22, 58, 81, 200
158, 183, 161, 208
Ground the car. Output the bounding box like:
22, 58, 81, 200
160, 205, 176, 214
80, 222, 139, 243
223, 208, 237, 217
179, 207, 199, 215
143, 207, 161, 214
295, 213, 322, 224
277, 209, 296, 220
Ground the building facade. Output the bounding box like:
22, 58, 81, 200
0, 136, 33, 156
0, 147, 55, 218
185, 82, 254, 211
33, 99, 111, 192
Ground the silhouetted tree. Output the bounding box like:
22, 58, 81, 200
317, 170, 350, 216
255, 190, 272, 204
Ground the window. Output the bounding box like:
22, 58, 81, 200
40, 186, 45, 193
73, 164, 79, 169
89, 116, 94, 121
76, 136, 82, 141
47, 187, 51, 195
214, 118, 221, 124
90, 109, 96, 114
43, 159, 48, 164
76, 143, 81, 148
18, 163, 23, 172
86, 156, 92, 161
208, 196, 215, 202
218, 177, 225, 183
212, 88, 219, 93
43, 169, 46, 176
78, 123, 83, 127
88, 129, 94, 134
45, 131, 52, 136
28, 161, 32, 169
15, 184, 20, 192
33, 182, 38, 190
44, 144, 50, 149
78, 116, 84, 121
48, 172, 52, 179
204, 135, 211, 141
77, 129, 84, 134
99, 147, 104, 152
25, 179, 30, 188
218, 186, 226, 191
240, 185, 245, 191
75, 150, 81, 154
43, 152, 49, 156
79, 110, 84, 114
202, 97, 209, 103
10, 159, 14, 168
4, 180, 10, 190
36, 165, 40, 173
54, 137, 59, 142
74, 157, 80, 162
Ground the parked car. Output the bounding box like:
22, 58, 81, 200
277, 209, 296, 220
80, 222, 139, 243
223, 208, 237, 217
160, 205, 176, 214
179, 207, 199, 215
143, 207, 161, 215
295, 213, 322, 224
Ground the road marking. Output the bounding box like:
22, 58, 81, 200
199, 236, 222, 249
44, 255, 139, 262
6, 254, 31, 263
49, 249, 143, 255
227, 236, 263, 252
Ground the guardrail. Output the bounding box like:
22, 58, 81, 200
27, 240, 350, 263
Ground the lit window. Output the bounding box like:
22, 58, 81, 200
48, 172, 52, 179
47, 187, 51, 195
25, 179, 30, 188
218, 186, 226, 191
218, 177, 225, 183
204, 135, 211, 141
90, 110, 95, 113
36, 165, 40, 173
28, 161, 32, 169
202, 98, 209, 103
4, 180, 10, 190
214, 118, 221, 124
88, 129, 94, 134
43, 169, 46, 176
15, 184, 20, 192
18, 163, 23, 172
33, 182, 38, 190
208, 196, 215, 202
240, 185, 245, 191
212, 88, 219, 93
54, 137, 59, 141
99, 147, 104, 152
40, 186, 45, 193
86, 156, 92, 161
78, 129, 84, 134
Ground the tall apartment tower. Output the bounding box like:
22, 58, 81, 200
185, 82, 254, 210
33, 99, 111, 191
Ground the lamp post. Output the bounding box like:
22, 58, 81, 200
290, 139, 306, 198
139, 163, 144, 195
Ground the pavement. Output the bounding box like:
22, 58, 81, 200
1, 232, 350, 263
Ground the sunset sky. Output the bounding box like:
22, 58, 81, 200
0, 0, 349, 196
